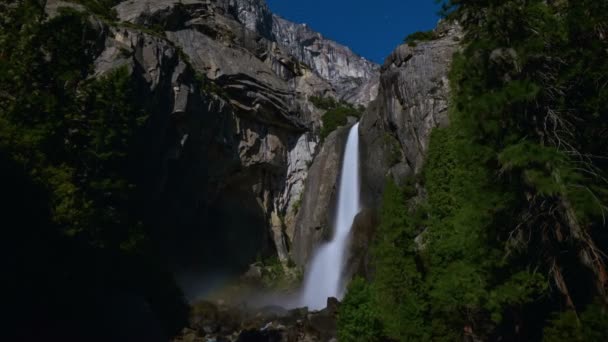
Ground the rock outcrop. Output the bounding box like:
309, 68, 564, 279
345, 209, 379, 279
272, 15, 380, 105
360, 21, 463, 207
174, 299, 339, 342
230, 0, 274, 39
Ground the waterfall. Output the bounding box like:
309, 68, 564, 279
299, 123, 361, 310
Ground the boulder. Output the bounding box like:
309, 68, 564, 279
344, 209, 380, 280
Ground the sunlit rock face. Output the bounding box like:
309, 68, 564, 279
230, 0, 274, 38
225, 0, 381, 106
226, 0, 381, 106
272, 15, 380, 106
360, 21, 463, 207
107, 0, 328, 271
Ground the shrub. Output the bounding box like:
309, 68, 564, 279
404, 30, 437, 46
338, 277, 383, 342
310, 95, 338, 110
310, 95, 365, 140
544, 301, 608, 342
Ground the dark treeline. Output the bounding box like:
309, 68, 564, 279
339, 0, 608, 341
1, 1, 188, 340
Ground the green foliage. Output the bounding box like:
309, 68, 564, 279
257, 256, 302, 290
74, 66, 150, 246
383, 133, 402, 166
119, 20, 167, 37
486, 271, 547, 323
309, 95, 365, 140
543, 301, 608, 342
337, 277, 383, 342
404, 30, 438, 46
291, 192, 303, 214
0, 2, 187, 338
65, 0, 120, 20
342, 1, 608, 340
371, 180, 430, 340
322, 110, 363, 141
310, 95, 339, 110
259, 256, 285, 288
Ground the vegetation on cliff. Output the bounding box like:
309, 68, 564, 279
310, 96, 364, 140
339, 0, 608, 340
404, 29, 438, 46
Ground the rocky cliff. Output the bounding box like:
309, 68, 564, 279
272, 15, 380, 106
291, 123, 355, 265
226, 0, 380, 105
360, 21, 463, 208
293, 21, 462, 268
44, 0, 379, 276
47, 0, 453, 290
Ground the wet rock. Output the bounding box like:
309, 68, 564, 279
325, 297, 339, 314
344, 209, 379, 280
292, 124, 354, 266
306, 299, 339, 341
259, 306, 290, 318
173, 300, 339, 342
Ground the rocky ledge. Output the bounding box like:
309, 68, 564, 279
173, 298, 340, 342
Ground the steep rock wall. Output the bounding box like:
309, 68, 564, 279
291, 123, 354, 266
108, 0, 335, 269
223, 0, 381, 106
288, 21, 463, 269
360, 21, 463, 208
292, 22, 462, 269
49, 0, 380, 275
272, 15, 380, 105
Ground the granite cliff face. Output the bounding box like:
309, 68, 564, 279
360, 21, 463, 208
45, 0, 457, 287
229, 0, 381, 106
104, 0, 321, 269
229, 0, 274, 38
48, 0, 379, 274
293, 21, 462, 268
272, 15, 380, 106
292, 123, 354, 265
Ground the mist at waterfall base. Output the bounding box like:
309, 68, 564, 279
179, 123, 361, 311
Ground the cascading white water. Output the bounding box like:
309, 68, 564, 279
299, 123, 361, 310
